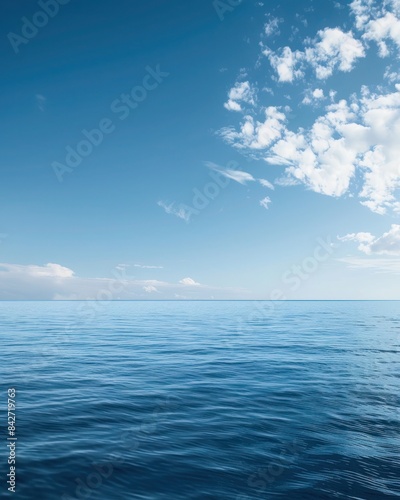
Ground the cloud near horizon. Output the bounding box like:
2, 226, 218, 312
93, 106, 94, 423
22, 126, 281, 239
179, 277, 201, 286
0, 263, 242, 300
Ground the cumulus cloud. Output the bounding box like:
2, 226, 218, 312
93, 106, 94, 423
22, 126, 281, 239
351, 0, 400, 56
143, 285, 159, 293
224, 81, 256, 112
264, 27, 364, 82
313, 88, 324, 99
220, 106, 287, 150
264, 46, 304, 82
384, 66, 400, 82
339, 224, 400, 255
264, 16, 282, 37
363, 12, 400, 56
222, 85, 400, 214
303, 88, 326, 105
219, 0, 400, 216
304, 27, 365, 79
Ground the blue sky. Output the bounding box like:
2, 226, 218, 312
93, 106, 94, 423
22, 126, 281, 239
1, 0, 400, 299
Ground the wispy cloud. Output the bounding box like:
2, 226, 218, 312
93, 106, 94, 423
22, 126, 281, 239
134, 264, 164, 269
206, 162, 255, 184
179, 277, 201, 286
0, 262, 74, 278
115, 264, 130, 272
157, 200, 192, 222
35, 94, 46, 112
260, 197, 272, 209
338, 257, 400, 274
224, 81, 256, 112
258, 179, 275, 190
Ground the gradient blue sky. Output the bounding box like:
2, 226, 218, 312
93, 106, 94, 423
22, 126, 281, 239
1, 0, 400, 299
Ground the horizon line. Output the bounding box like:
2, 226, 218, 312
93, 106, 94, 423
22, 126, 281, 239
0, 300, 399, 302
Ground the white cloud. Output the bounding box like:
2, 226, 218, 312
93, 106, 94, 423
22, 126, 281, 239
264, 27, 365, 82
264, 16, 282, 37
0, 262, 74, 278
258, 178, 275, 190
356, 86, 400, 213
270, 100, 359, 197
338, 231, 375, 253
134, 264, 163, 269
206, 163, 255, 184
350, 0, 375, 29
157, 200, 192, 222
219, 0, 400, 215
205, 163, 275, 208
302, 88, 326, 105
220, 106, 287, 150
339, 224, 400, 255
384, 66, 400, 82
313, 88, 324, 99
224, 81, 255, 112
264, 46, 304, 82
338, 256, 400, 273
363, 12, 400, 56
0, 263, 242, 300
350, 0, 400, 56
115, 264, 130, 272
334, 2, 346, 9
179, 277, 201, 286
304, 28, 365, 79
260, 197, 272, 209
222, 85, 400, 214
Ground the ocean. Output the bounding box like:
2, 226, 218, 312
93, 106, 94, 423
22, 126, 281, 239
1, 301, 399, 499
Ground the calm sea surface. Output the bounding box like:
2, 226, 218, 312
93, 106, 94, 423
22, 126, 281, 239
0, 301, 399, 499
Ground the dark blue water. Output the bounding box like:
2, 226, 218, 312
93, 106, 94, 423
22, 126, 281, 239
1, 301, 399, 499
